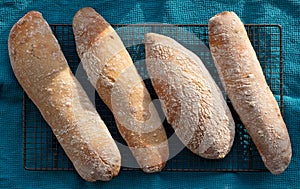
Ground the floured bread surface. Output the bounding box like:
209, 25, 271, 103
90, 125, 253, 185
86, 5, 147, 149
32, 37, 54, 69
145, 33, 235, 159
8, 11, 121, 181
73, 7, 169, 172
208, 11, 291, 174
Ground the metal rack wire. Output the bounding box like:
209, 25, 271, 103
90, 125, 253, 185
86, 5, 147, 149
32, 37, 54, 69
23, 24, 283, 172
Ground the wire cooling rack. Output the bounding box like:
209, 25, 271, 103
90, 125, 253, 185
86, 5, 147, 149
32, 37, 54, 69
23, 24, 283, 172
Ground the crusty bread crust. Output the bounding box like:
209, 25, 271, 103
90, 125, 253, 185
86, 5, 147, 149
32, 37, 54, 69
145, 33, 235, 159
8, 11, 121, 181
73, 7, 169, 172
208, 11, 292, 174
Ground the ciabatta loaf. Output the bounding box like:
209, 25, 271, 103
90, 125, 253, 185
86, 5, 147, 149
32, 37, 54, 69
8, 11, 121, 181
208, 11, 292, 174
145, 33, 235, 159
73, 7, 169, 172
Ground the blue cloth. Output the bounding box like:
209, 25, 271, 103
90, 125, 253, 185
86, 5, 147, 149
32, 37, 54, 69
0, 1, 299, 188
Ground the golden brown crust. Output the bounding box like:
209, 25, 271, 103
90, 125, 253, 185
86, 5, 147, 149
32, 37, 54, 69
145, 33, 235, 159
8, 11, 121, 181
208, 11, 292, 174
73, 7, 169, 172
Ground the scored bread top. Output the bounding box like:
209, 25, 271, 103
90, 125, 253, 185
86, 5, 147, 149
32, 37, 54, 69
73, 7, 111, 59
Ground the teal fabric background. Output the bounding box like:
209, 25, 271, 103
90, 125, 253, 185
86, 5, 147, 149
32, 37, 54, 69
0, 0, 299, 188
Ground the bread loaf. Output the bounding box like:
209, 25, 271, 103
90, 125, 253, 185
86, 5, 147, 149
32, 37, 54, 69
208, 11, 292, 174
144, 33, 235, 159
73, 7, 169, 172
8, 11, 121, 181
